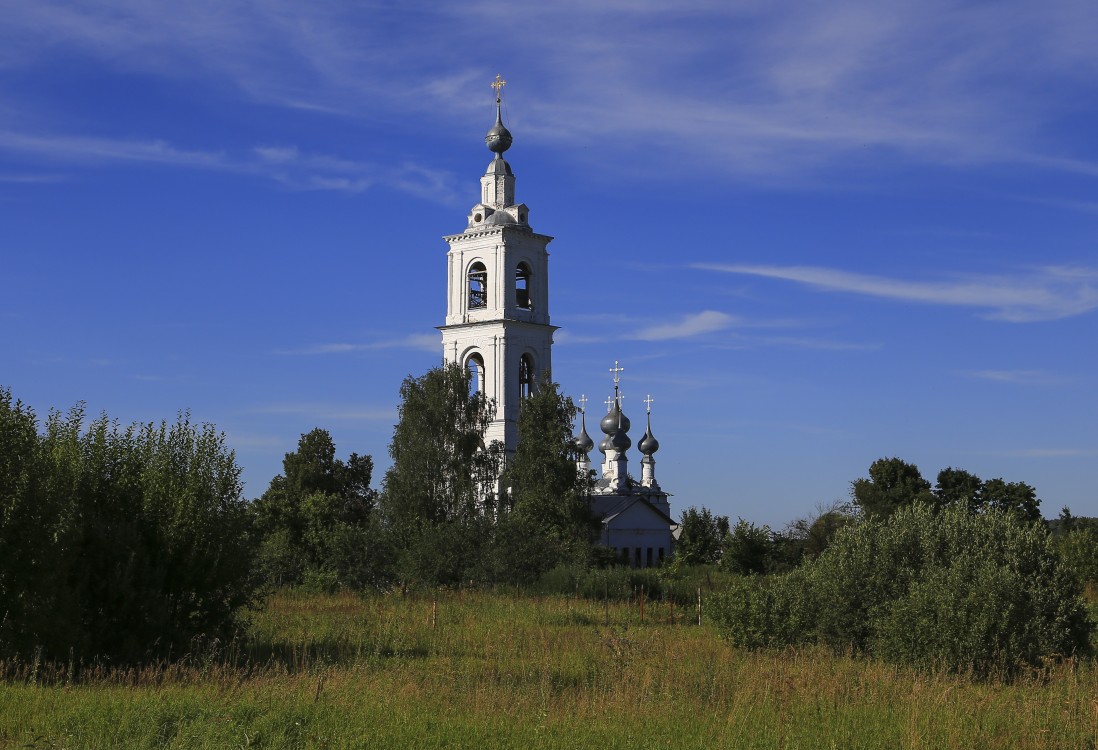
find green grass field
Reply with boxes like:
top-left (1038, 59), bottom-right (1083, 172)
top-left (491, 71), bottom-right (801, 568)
top-left (1, 589), bottom-right (1095, 749)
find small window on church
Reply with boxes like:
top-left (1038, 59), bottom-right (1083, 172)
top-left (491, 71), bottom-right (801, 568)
top-left (466, 353), bottom-right (485, 394)
top-left (515, 262), bottom-right (531, 309)
top-left (519, 354), bottom-right (534, 399)
top-left (468, 262), bottom-right (487, 309)
top-left (646, 548), bottom-right (653, 568)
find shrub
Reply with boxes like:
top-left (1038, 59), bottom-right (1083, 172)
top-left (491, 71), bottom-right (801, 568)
top-left (708, 571), bottom-right (813, 649)
top-left (709, 505), bottom-right (1093, 678)
top-left (0, 390), bottom-right (261, 663)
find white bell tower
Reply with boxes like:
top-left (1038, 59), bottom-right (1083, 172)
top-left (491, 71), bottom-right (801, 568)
top-left (439, 76), bottom-right (556, 454)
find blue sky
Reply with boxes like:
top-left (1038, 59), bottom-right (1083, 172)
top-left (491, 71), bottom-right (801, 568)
top-left (2, 0), bottom-right (1096, 527)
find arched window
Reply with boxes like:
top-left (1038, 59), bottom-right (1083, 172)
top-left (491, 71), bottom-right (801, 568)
top-left (468, 262), bottom-right (487, 309)
top-left (465, 353), bottom-right (485, 394)
top-left (519, 354), bottom-right (534, 399)
top-left (515, 262), bottom-right (531, 309)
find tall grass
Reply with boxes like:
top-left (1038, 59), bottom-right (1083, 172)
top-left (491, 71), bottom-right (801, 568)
top-left (1, 588), bottom-right (1095, 749)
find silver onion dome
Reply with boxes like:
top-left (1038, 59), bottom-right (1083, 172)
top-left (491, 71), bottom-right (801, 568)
top-left (574, 413), bottom-right (595, 454)
top-left (600, 403), bottom-right (630, 436)
top-left (485, 103), bottom-right (512, 155)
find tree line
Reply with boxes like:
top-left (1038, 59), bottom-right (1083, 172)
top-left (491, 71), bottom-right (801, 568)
top-left (252, 362), bottom-right (595, 592)
top-left (3, 375), bottom-right (1095, 677)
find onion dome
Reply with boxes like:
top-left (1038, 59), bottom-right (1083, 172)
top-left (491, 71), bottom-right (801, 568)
top-left (610, 403), bottom-right (632, 453)
top-left (611, 424), bottom-right (631, 452)
top-left (485, 102), bottom-right (512, 155)
top-left (600, 403), bottom-right (630, 435)
top-left (574, 413), bottom-right (595, 455)
top-left (598, 432), bottom-right (613, 455)
top-left (639, 414), bottom-right (660, 456)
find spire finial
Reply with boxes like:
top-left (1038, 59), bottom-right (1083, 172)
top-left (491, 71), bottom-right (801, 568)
top-left (644, 394), bottom-right (654, 414)
top-left (578, 394), bottom-right (588, 414)
top-left (604, 395), bottom-right (614, 412)
top-left (485, 75), bottom-right (513, 155)
top-left (491, 74), bottom-right (507, 103)
top-left (610, 360), bottom-right (624, 388)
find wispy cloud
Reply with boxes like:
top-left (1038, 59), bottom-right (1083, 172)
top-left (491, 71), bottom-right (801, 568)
top-left (275, 333), bottom-right (440, 355)
top-left (632, 311), bottom-right (735, 341)
top-left (225, 432), bottom-right (284, 449)
top-left (3, 1), bottom-right (1097, 183)
top-left (0, 172), bottom-right (68, 183)
top-left (751, 336), bottom-right (879, 351)
top-left (697, 264), bottom-right (1098, 322)
top-left (246, 403), bottom-right (395, 421)
top-left (1008, 447), bottom-right (1098, 458)
top-left (0, 129), bottom-right (459, 199)
top-left (964, 370), bottom-right (1068, 386)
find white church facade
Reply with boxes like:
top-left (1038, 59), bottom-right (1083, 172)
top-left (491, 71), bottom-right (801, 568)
top-left (437, 78), bottom-right (676, 567)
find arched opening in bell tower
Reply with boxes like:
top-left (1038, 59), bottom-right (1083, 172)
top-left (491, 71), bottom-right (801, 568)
top-left (465, 352), bottom-right (485, 394)
top-left (468, 262), bottom-right (488, 309)
top-left (515, 262), bottom-right (531, 309)
top-left (519, 353), bottom-right (534, 399)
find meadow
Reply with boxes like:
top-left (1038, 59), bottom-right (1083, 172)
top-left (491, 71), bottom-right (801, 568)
top-left (0, 588), bottom-right (1094, 749)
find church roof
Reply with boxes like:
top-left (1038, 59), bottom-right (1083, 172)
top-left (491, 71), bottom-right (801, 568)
top-left (593, 494), bottom-right (677, 528)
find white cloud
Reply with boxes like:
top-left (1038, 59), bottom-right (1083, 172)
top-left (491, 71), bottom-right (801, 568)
top-left (0, 129), bottom-right (457, 198)
top-left (965, 370), bottom-right (1068, 386)
top-left (276, 333), bottom-right (440, 355)
top-left (3, 0), bottom-right (1098, 182)
top-left (697, 264), bottom-right (1098, 322)
top-left (1008, 447), bottom-right (1098, 458)
top-left (246, 403), bottom-right (395, 421)
top-left (632, 310), bottom-right (735, 341)
top-left (0, 172), bottom-right (68, 183)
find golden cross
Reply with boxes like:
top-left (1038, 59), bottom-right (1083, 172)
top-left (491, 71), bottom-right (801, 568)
top-left (491, 74), bottom-right (507, 100)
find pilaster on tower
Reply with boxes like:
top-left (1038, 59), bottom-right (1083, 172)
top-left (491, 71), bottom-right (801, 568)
top-left (437, 76), bottom-right (557, 455)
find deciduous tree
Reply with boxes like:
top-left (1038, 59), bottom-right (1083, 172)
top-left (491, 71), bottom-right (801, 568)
top-left (851, 457), bottom-right (934, 519)
top-left (379, 363), bottom-right (503, 585)
top-left (498, 378), bottom-right (595, 579)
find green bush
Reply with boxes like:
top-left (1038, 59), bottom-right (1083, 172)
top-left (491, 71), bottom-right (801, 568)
top-left (709, 505), bottom-right (1092, 678)
top-left (708, 572), bottom-right (812, 649)
top-left (0, 390), bottom-right (260, 663)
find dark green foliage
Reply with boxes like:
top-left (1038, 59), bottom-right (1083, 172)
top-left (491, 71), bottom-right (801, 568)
top-left (768, 503), bottom-right (855, 572)
top-left (1056, 525), bottom-right (1098, 584)
top-left (379, 363), bottom-right (503, 586)
top-left (707, 571), bottom-right (812, 649)
top-left (673, 506), bottom-right (730, 567)
top-left (253, 428), bottom-right (382, 588)
top-left (709, 506), bottom-right (1092, 679)
top-left (858, 458), bottom-right (1043, 523)
top-left (720, 519), bottom-right (773, 575)
top-left (934, 467), bottom-right (984, 513)
top-left (979, 477), bottom-right (1041, 523)
top-left (0, 388), bottom-right (259, 663)
top-left (851, 457), bottom-right (934, 519)
top-left (499, 377), bottom-right (596, 579)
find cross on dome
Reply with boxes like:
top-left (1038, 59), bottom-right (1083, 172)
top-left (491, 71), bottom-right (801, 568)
top-left (491, 74), bottom-right (507, 100)
top-left (578, 394), bottom-right (588, 414)
top-left (644, 394), bottom-right (654, 414)
top-left (609, 360), bottom-right (624, 389)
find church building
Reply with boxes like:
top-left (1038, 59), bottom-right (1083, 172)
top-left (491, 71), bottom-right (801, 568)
top-left (437, 77), bottom-right (677, 567)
